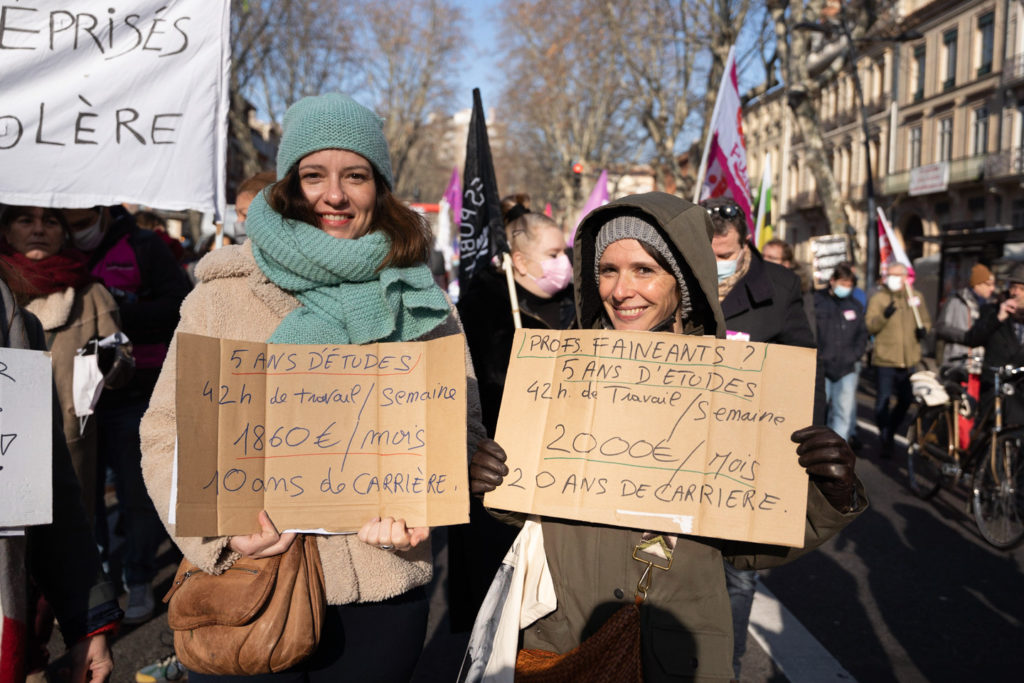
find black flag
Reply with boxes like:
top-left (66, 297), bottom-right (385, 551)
top-left (457, 88), bottom-right (504, 292)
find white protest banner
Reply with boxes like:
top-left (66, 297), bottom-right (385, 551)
top-left (0, 1), bottom-right (230, 218)
top-left (0, 348), bottom-right (53, 528)
top-left (486, 330), bottom-right (815, 547)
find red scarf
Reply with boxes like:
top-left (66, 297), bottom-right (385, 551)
top-left (0, 248), bottom-right (92, 297)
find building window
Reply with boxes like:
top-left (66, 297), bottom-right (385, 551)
top-left (978, 12), bottom-right (995, 76)
top-left (914, 44), bottom-right (926, 101)
top-left (910, 125), bottom-right (922, 168)
top-left (943, 29), bottom-right (958, 90)
top-left (1013, 199), bottom-right (1024, 227)
top-left (939, 117), bottom-right (953, 161)
top-left (973, 106), bottom-right (989, 155)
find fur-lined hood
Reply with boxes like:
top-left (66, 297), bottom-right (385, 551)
top-left (572, 192), bottom-right (726, 337)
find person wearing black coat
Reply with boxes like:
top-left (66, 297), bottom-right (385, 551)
top-left (963, 263), bottom-right (1024, 425)
top-left (62, 205), bottom-right (192, 624)
top-left (0, 275), bottom-right (123, 682)
top-left (450, 205), bottom-right (576, 631)
top-left (457, 264), bottom-right (575, 436)
top-left (813, 262), bottom-right (868, 441)
top-left (700, 196), bottom-right (821, 679)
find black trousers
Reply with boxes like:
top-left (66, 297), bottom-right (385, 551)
top-left (187, 587), bottom-right (429, 683)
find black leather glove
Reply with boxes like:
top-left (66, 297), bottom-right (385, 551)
top-left (883, 301), bottom-right (897, 318)
top-left (791, 425), bottom-right (858, 512)
top-left (470, 438), bottom-right (509, 498)
top-left (915, 327), bottom-right (926, 341)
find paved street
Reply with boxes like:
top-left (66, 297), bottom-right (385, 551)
top-left (749, 376), bottom-right (1024, 682)
top-left (44, 375), bottom-right (1024, 683)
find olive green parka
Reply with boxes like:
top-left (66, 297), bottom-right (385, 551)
top-left (516, 193), bottom-right (866, 682)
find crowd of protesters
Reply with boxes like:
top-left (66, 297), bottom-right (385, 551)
top-left (3, 88), bottom-right (1019, 683)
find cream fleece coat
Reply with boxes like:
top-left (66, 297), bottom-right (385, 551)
top-left (140, 243), bottom-right (486, 604)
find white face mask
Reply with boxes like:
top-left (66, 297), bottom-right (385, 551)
top-left (72, 217), bottom-right (104, 251)
top-left (886, 276), bottom-right (904, 292)
top-left (716, 258), bottom-right (738, 282)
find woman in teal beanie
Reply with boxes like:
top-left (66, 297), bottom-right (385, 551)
top-left (140, 93), bottom-right (486, 681)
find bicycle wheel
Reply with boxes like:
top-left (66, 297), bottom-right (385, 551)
top-left (906, 408), bottom-right (948, 499)
top-left (972, 435), bottom-right (1024, 549)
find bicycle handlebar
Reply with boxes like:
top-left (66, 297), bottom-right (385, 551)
top-left (988, 364), bottom-right (1024, 380)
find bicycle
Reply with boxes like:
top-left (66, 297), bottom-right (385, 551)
top-left (906, 363), bottom-right (1024, 549)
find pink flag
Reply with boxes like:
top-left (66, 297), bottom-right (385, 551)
top-left (696, 47), bottom-right (753, 232)
top-left (544, 203), bottom-right (552, 217)
top-left (443, 166), bottom-right (461, 223)
top-left (569, 169), bottom-right (609, 246)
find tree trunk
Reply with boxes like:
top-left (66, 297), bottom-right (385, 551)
top-left (230, 82), bottom-right (262, 181)
top-left (771, 0), bottom-right (852, 236)
top-left (788, 91), bottom-right (851, 234)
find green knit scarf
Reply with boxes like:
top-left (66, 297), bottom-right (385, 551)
top-left (246, 192), bottom-right (450, 345)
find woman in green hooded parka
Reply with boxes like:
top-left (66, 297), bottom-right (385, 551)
top-left (470, 192), bottom-right (866, 682)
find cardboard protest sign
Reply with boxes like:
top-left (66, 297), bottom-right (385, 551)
top-left (0, 348), bottom-right (53, 528)
top-left (175, 333), bottom-right (469, 536)
top-left (811, 235), bottom-right (851, 288)
top-left (486, 330), bottom-right (815, 547)
top-left (0, 1), bottom-right (229, 218)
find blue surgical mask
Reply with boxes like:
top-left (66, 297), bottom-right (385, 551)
top-left (717, 258), bottom-right (738, 282)
top-left (833, 285), bottom-right (852, 299)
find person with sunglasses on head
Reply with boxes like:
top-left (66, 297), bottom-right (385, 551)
top-left (699, 195), bottom-right (822, 680)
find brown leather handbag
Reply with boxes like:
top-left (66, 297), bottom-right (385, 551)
top-left (163, 534), bottom-right (326, 675)
top-left (514, 602), bottom-right (643, 683)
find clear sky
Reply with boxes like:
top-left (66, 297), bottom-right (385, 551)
top-left (452, 0), bottom-right (504, 113)
top-left (448, 0), bottom-right (772, 149)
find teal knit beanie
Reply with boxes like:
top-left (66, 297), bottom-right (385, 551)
top-left (276, 93), bottom-right (394, 189)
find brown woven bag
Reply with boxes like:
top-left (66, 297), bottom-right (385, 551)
top-left (163, 534), bottom-right (326, 676)
top-left (515, 602), bottom-right (643, 683)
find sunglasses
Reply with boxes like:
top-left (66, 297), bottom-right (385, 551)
top-left (705, 204), bottom-right (743, 219)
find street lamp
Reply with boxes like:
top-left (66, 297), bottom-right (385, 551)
top-left (794, 14), bottom-right (921, 288)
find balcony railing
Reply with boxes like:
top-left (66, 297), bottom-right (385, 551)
top-left (985, 148), bottom-right (1024, 177)
top-left (1003, 54), bottom-right (1024, 84)
top-left (863, 93), bottom-right (892, 117)
top-left (881, 170), bottom-right (910, 195)
top-left (949, 155), bottom-right (985, 183)
top-left (880, 154), bottom-right (986, 195)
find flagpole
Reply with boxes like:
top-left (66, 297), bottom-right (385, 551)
top-left (878, 207), bottom-right (923, 329)
top-left (754, 152), bottom-right (771, 247)
top-left (501, 253), bottom-right (522, 329)
top-left (693, 46), bottom-right (735, 204)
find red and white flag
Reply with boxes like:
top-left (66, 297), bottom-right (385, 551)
top-left (694, 46), bottom-right (753, 230)
top-left (877, 207), bottom-right (915, 283)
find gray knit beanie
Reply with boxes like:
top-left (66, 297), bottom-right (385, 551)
top-left (594, 215), bottom-right (692, 318)
top-left (276, 93), bottom-right (394, 188)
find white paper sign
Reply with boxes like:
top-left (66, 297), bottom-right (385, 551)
top-left (0, 1), bottom-right (230, 218)
top-left (0, 348), bottom-right (53, 528)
